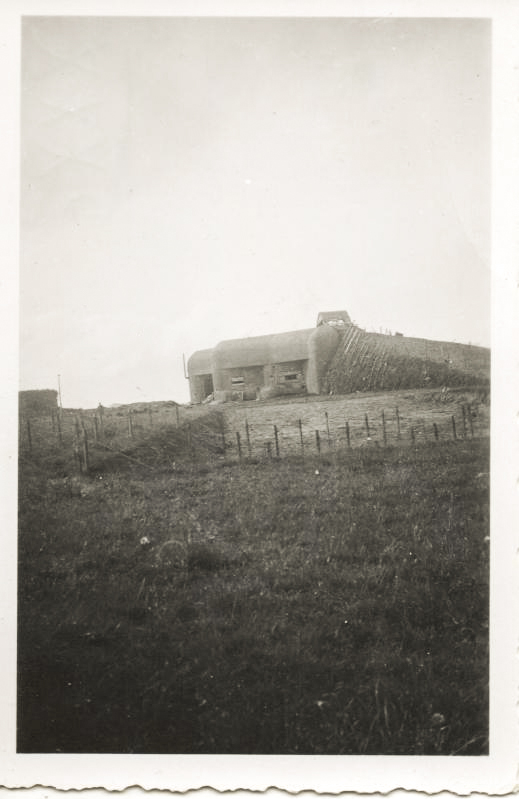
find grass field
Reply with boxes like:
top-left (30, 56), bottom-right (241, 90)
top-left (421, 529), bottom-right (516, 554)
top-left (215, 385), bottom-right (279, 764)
top-left (18, 406), bottom-right (489, 755)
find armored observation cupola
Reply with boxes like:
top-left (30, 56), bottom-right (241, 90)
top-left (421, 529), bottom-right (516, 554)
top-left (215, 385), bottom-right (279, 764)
top-left (316, 310), bottom-right (351, 328)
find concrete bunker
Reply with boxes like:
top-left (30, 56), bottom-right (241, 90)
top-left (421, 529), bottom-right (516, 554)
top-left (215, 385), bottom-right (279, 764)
top-left (187, 311), bottom-right (350, 403)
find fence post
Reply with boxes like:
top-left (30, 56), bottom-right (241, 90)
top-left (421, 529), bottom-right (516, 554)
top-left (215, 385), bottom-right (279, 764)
top-left (81, 423), bottom-right (89, 473)
top-left (461, 405), bottom-right (468, 439)
top-left (266, 441), bottom-right (272, 459)
top-left (245, 420), bottom-right (252, 457)
top-left (382, 410), bottom-right (387, 446)
top-left (74, 416), bottom-right (89, 473)
top-left (325, 412), bottom-right (331, 448)
top-left (410, 426), bottom-right (415, 445)
top-left (468, 404), bottom-right (474, 438)
top-left (433, 422), bottom-right (439, 441)
top-left (364, 413), bottom-right (370, 439)
top-left (274, 425), bottom-right (280, 457)
top-left (298, 419), bottom-right (304, 458)
top-left (315, 430), bottom-right (321, 455)
top-left (345, 419), bottom-right (351, 448)
top-left (396, 407), bottom-right (401, 439)
top-left (451, 415), bottom-right (457, 440)
top-left (97, 408), bottom-right (104, 439)
top-left (128, 408), bottom-right (134, 438)
top-left (236, 431), bottom-right (242, 461)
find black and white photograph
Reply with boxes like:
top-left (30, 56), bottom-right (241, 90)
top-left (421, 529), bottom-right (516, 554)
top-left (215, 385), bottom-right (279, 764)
top-left (2, 0), bottom-right (518, 794)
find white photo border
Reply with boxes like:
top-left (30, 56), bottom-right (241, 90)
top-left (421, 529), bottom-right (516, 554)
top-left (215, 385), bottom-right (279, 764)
top-left (1, 0), bottom-right (518, 794)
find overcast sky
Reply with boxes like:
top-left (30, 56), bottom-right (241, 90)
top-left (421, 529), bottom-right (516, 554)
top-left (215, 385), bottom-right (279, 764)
top-left (20, 16), bottom-right (490, 407)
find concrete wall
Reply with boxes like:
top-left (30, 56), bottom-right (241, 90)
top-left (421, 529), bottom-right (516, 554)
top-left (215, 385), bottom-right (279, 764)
top-left (214, 364), bottom-right (265, 402)
top-left (187, 349), bottom-right (214, 403)
top-left (306, 323), bottom-right (341, 394)
top-left (258, 359), bottom-right (308, 400)
top-left (213, 360), bottom-right (309, 402)
top-left (209, 329), bottom-right (315, 402)
top-left (189, 373), bottom-right (214, 404)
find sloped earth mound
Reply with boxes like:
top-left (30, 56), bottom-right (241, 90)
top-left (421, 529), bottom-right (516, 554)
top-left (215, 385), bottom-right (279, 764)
top-left (324, 327), bottom-right (490, 395)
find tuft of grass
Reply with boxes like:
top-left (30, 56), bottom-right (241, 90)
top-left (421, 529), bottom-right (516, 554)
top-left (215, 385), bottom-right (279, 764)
top-left (187, 543), bottom-right (228, 573)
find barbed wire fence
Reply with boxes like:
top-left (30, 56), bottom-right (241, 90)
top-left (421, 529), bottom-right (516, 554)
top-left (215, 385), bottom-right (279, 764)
top-left (19, 394), bottom-right (487, 476)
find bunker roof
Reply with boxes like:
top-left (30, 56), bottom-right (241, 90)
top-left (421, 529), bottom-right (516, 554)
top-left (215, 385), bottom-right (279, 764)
top-left (213, 328), bottom-right (314, 369)
top-left (187, 348), bottom-right (214, 375)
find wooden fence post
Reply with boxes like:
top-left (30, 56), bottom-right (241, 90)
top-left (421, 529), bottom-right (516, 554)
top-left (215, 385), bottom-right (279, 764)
top-left (396, 407), bottom-right (401, 439)
top-left (266, 441), bottom-right (272, 459)
top-left (461, 404), bottom-right (468, 439)
top-left (245, 420), bottom-right (252, 457)
top-left (433, 422), bottom-right (439, 441)
top-left (364, 413), bottom-right (370, 438)
top-left (236, 431), bottom-right (242, 461)
top-left (315, 430), bottom-right (321, 455)
top-left (274, 425), bottom-right (280, 457)
top-left (410, 426), bottom-right (415, 445)
top-left (298, 419), bottom-right (304, 458)
top-left (74, 417), bottom-right (80, 470)
top-left (451, 415), bottom-right (457, 440)
top-left (345, 419), bottom-right (351, 448)
top-left (468, 404), bottom-right (474, 438)
top-left (74, 416), bottom-right (89, 473)
top-left (325, 412), bottom-right (331, 448)
top-left (128, 408), bottom-right (134, 438)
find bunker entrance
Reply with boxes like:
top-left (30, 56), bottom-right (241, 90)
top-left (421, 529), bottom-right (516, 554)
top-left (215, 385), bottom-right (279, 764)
top-left (202, 375), bottom-right (214, 399)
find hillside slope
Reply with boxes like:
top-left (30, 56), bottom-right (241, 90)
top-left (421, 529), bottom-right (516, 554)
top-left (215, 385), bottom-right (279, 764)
top-left (324, 327), bottom-right (490, 395)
